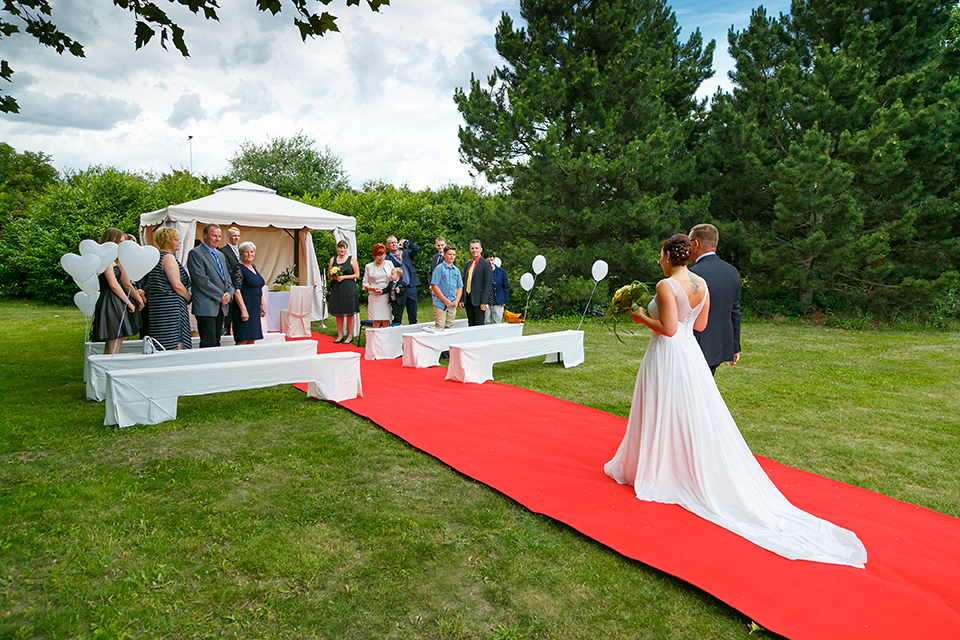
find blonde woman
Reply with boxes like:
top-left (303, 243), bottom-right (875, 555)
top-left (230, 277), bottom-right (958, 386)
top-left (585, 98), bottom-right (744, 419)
top-left (145, 227), bottom-right (192, 350)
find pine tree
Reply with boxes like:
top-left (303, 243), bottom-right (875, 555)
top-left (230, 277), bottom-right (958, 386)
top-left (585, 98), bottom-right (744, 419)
top-left (702, 0), bottom-right (960, 316)
top-left (455, 0), bottom-right (714, 289)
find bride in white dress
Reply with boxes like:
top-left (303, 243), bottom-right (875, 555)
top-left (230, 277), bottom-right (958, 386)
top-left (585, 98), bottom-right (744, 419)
top-left (604, 234), bottom-right (867, 568)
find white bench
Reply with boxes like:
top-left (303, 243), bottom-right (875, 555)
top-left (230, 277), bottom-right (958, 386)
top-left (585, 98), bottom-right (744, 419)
top-left (445, 330), bottom-right (585, 383)
top-left (87, 339), bottom-right (318, 401)
top-left (401, 323), bottom-right (524, 369)
top-left (364, 319), bottom-right (469, 360)
top-left (104, 351), bottom-right (362, 428)
top-left (83, 333), bottom-right (287, 383)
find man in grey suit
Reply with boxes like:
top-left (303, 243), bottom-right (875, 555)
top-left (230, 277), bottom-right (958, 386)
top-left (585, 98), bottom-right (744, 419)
top-left (187, 223), bottom-right (234, 348)
top-left (689, 223), bottom-right (741, 375)
top-left (221, 227), bottom-right (241, 335)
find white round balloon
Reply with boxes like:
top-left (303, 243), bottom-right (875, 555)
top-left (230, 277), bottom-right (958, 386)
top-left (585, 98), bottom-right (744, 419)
top-left (591, 259), bottom-right (609, 282)
top-left (494, 257), bottom-right (502, 268)
top-left (532, 254), bottom-right (547, 275)
top-left (60, 253), bottom-right (100, 283)
top-left (79, 239), bottom-right (118, 274)
top-left (117, 241), bottom-right (160, 282)
top-left (520, 272), bottom-right (535, 291)
top-left (74, 291), bottom-right (99, 317)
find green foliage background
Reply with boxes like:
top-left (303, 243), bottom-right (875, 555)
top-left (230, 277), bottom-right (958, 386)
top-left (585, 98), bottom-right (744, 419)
top-left (3, 0), bottom-right (960, 322)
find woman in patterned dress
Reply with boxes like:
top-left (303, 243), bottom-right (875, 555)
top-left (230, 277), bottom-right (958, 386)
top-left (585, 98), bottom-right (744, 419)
top-left (144, 227), bottom-right (192, 350)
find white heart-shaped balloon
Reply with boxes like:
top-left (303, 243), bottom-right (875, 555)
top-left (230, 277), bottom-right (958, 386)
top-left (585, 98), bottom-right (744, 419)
top-left (532, 254), bottom-right (547, 275)
top-left (77, 274), bottom-right (100, 296)
top-left (494, 257), bottom-right (502, 268)
top-left (80, 239), bottom-right (118, 274)
top-left (520, 272), bottom-right (535, 292)
top-left (60, 253), bottom-right (100, 283)
top-left (591, 259), bottom-right (609, 282)
top-left (74, 291), bottom-right (99, 317)
top-left (117, 240), bottom-right (160, 281)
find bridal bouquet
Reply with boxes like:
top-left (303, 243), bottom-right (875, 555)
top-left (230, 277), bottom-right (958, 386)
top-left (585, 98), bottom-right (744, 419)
top-left (329, 266), bottom-right (343, 278)
top-left (604, 281), bottom-right (654, 343)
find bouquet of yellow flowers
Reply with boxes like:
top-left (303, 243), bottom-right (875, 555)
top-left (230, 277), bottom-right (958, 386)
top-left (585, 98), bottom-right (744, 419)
top-left (329, 266), bottom-right (343, 278)
top-left (604, 281), bottom-right (654, 342)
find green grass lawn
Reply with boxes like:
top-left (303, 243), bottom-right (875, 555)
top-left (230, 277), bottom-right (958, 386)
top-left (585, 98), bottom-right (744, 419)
top-left (2, 299), bottom-right (958, 639)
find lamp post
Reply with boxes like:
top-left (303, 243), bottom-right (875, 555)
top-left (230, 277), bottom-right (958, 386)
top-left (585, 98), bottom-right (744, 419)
top-left (187, 135), bottom-right (193, 174)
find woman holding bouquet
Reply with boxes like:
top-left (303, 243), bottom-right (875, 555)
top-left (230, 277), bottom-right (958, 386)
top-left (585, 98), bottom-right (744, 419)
top-left (362, 243), bottom-right (393, 329)
top-left (603, 234), bottom-right (867, 568)
top-left (328, 240), bottom-right (360, 344)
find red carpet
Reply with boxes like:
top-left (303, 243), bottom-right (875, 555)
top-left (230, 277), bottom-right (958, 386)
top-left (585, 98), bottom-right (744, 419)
top-left (294, 333), bottom-right (960, 639)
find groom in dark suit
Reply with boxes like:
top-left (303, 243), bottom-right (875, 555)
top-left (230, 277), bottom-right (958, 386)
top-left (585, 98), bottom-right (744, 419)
top-left (689, 223), bottom-right (741, 375)
top-left (187, 223), bottom-right (234, 348)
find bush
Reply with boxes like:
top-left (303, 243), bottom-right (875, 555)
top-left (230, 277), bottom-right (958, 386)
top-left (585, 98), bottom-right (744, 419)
top-left (0, 168), bottom-right (213, 304)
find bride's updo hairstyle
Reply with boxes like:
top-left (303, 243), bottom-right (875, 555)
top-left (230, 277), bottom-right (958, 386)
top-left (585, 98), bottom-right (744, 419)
top-left (662, 234), bottom-right (692, 266)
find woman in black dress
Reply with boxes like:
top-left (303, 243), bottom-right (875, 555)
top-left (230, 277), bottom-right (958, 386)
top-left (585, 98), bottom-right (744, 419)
top-left (90, 227), bottom-right (144, 354)
top-left (231, 241), bottom-right (266, 344)
top-left (327, 239), bottom-right (360, 344)
top-left (144, 227), bottom-right (192, 350)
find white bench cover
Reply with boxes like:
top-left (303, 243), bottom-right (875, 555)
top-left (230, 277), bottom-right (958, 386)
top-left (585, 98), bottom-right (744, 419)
top-left (445, 330), bottom-right (585, 383)
top-left (104, 351), bottom-right (361, 428)
top-left (401, 323), bottom-right (523, 369)
top-left (364, 319), bottom-right (469, 360)
top-left (83, 333), bottom-right (287, 383)
top-left (87, 339), bottom-right (318, 401)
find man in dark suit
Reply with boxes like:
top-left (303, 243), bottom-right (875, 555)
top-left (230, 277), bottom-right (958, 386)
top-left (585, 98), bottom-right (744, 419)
top-left (221, 227), bottom-right (241, 335)
top-left (385, 235), bottom-right (420, 324)
top-left (459, 239), bottom-right (492, 326)
top-left (689, 223), bottom-right (741, 375)
top-left (187, 223), bottom-right (234, 348)
top-left (428, 236), bottom-right (446, 287)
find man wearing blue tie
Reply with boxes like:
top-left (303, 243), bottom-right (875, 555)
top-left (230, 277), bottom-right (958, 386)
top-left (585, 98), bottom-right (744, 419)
top-left (187, 224), bottom-right (234, 348)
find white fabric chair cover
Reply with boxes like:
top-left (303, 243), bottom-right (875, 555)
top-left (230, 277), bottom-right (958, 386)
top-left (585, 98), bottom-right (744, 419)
top-left (282, 285), bottom-right (313, 337)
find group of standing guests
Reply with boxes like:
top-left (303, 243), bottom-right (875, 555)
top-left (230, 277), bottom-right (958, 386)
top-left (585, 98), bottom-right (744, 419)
top-left (89, 223), bottom-right (266, 354)
top-left (323, 235), bottom-right (511, 341)
top-left (429, 237), bottom-right (509, 329)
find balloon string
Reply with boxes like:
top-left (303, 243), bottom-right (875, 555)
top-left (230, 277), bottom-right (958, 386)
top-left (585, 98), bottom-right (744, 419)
top-left (577, 280), bottom-right (600, 332)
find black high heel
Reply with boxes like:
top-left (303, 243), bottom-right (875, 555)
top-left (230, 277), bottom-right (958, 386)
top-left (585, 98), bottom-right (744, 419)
top-left (333, 336), bottom-right (344, 344)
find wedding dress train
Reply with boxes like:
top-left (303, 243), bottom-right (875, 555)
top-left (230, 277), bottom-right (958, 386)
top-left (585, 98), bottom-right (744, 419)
top-left (604, 278), bottom-right (867, 567)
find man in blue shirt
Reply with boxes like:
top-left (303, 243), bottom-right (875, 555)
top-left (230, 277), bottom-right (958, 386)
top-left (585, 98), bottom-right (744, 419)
top-left (430, 246), bottom-right (463, 329)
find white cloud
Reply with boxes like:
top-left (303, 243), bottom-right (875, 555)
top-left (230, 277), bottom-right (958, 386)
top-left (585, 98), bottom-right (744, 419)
top-left (1, 90), bottom-right (141, 130)
top-left (167, 93), bottom-right (207, 129)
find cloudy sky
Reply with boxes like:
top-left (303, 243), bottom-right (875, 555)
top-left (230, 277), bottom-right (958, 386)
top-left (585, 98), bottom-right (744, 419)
top-left (0, 0), bottom-right (788, 189)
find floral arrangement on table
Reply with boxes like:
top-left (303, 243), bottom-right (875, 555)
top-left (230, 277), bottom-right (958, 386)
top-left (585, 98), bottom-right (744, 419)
top-left (272, 265), bottom-right (297, 291)
top-left (604, 281), bottom-right (654, 343)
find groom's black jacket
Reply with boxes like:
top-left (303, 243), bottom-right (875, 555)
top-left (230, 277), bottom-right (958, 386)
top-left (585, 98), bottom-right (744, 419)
top-left (691, 254), bottom-right (741, 367)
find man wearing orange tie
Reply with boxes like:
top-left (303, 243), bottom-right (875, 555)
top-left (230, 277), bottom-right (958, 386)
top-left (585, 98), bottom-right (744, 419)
top-left (459, 239), bottom-right (492, 326)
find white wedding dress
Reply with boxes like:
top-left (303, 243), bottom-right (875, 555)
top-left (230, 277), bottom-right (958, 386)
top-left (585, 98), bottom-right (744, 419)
top-left (604, 278), bottom-right (867, 567)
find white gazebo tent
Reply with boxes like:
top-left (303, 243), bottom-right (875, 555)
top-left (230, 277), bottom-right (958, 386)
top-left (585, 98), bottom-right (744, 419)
top-left (139, 181), bottom-right (356, 321)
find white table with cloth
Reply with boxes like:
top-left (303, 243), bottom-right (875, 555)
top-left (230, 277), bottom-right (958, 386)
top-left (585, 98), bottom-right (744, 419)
top-left (364, 319), bottom-right (469, 360)
top-left (104, 351), bottom-right (362, 428)
top-left (445, 330), bottom-right (585, 384)
top-left (87, 339), bottom-right (318, 401)
top-left (83, 333), bottom-right (287, 384)
top-left (265, 290), bottom-right (290, 332)
top-left (401, 323), bottom-right (524, 369)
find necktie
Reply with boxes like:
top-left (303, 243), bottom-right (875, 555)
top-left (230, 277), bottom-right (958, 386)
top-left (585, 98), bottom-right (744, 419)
top-left (466, 259), bottom-right (477, 294)
top-left (211, 247), bottom-right (224, 279)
